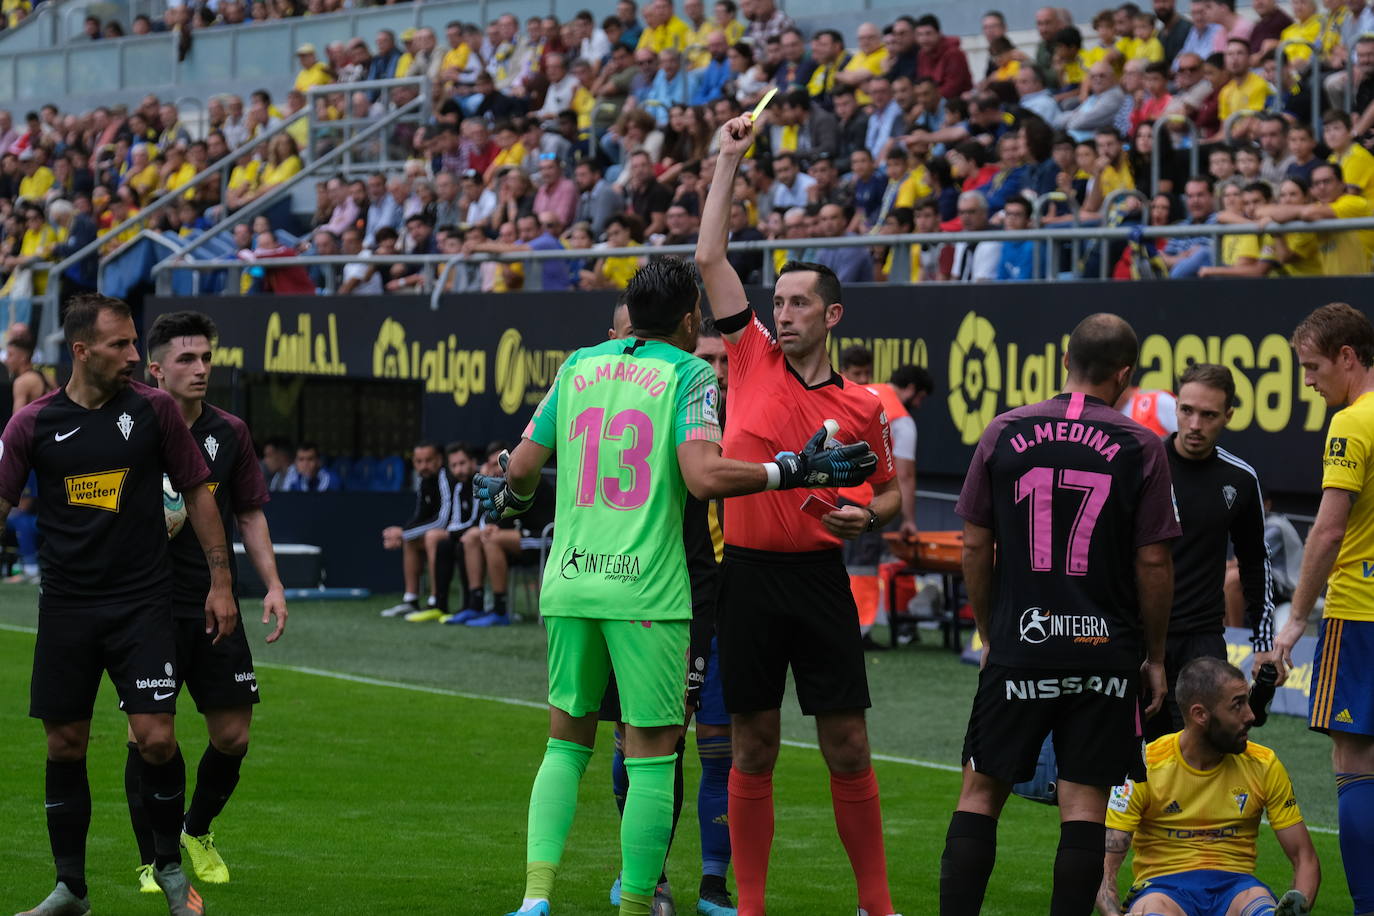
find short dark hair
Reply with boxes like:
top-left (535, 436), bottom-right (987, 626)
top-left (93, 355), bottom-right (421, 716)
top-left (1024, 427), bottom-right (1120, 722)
top-left (890, 364), bottom-right (933, 393)
top-left (147, 310), bottom-right (219, 360)
top-left (1241, 180), bottom-right (1272, 202)
top-left (622, 257), bottom-right (700, 336)
top-left (1003, 196), bottom-right (1032, 217)
top-left (840, 345), bottom-right (873, 371)
top-left (1175, 656), bottom-right (1246, 713)
top-left (6, 328), bottom-right (35, 355)
top-left (1052, 25), bottom-right (1082, 50)
top-left (1312, 159), bottom-right (1343, 183)
top-left (413, 440), bottom-right (442, 456)
top-left (1292, 302), bottom-right (1374, 368)
top-left (1178, 362), bottom-right (1236, 407)
top-left (63, 293), bottom-right (132, 347)
top-left (1322, 108), bottom-right (1353, 129)
top-left (296, 441), bottom-right (321, 456)
top-left (915, 13), bottom-right (941, 30)
top-left (446, 440), bottom-right (484, 461)
top-left (1065, 313), bottom-right (1138, 384)
top-left (778, 260), bottom-right (842, 307)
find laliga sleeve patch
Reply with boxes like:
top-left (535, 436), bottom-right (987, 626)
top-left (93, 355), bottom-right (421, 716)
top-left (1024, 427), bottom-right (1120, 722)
top-left (702, 385), bottom-right (719, 425)
top-left (1108, 782), bottom-right (1133, 813)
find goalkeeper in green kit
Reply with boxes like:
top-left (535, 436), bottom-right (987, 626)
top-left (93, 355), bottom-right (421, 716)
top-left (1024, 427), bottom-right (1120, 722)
top-left (477, 258), bottom-right (879, 916)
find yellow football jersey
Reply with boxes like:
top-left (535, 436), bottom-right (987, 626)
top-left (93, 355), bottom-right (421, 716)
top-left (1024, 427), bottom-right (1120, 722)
top-left (1106, 733), bottom-right (1303, 884)
top-left (1320, 390), bottom-right (1374, 620)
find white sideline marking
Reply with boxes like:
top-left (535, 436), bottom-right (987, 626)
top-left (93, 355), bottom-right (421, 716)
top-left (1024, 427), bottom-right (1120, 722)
top-left (0, 623), bottom-right (1339, 834)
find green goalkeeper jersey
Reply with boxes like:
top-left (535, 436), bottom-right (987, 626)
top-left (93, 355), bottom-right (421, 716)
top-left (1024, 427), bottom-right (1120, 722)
top-left (524, 336), bottom-right (722, 620)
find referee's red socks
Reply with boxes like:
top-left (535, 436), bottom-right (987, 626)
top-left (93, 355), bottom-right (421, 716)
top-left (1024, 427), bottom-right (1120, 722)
top-left (727, 767), bottom-right (774, 916)
top-left (830, 767), bottom-right (894, 916)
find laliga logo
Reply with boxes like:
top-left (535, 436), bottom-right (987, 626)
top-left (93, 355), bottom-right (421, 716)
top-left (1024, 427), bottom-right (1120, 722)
top-left (947, 311), bottom-right (1003, 446)
top-left (1019, 607), bottom-right (1052, 644)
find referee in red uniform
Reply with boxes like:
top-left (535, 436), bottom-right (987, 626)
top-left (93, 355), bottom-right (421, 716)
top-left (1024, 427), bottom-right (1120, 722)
top-left (697, 114), bottom-right (902, 916)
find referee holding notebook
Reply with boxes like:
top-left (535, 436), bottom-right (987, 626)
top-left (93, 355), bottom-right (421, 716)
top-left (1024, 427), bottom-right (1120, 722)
top-left (697, 112), bottom-right (903, 916)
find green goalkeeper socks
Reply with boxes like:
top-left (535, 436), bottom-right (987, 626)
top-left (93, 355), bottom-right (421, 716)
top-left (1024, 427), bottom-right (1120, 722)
top-left (524, 737), bottom-right (593, 900)
top-left (619, 753), bottom-right (678, 914)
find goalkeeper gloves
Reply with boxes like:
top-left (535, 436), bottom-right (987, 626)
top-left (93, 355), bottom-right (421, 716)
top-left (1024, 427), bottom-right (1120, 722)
top-left (473, 450), bottom-right (536, 521)
top-left (766, 424), bottom-right (878, 490)
top-left (1275, 890), bottom-right (1309, 916)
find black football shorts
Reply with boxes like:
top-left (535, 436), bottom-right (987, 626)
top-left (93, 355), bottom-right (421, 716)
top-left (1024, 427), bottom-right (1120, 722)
top-left (717, 546), bottom-right (870, 717)
top-left (172, 609), bottom-right (261, 713)
top-left (31, 597), bottom-right (179, 721)
top-left (962, 663), bottom-right (1145, 788)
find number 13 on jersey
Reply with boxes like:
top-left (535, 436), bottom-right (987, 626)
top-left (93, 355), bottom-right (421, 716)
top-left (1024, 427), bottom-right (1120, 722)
top-left (570, 407), bottom-right (655, 510)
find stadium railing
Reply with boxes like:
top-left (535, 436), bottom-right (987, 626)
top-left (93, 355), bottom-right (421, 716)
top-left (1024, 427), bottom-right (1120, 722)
top-left (1276, 39), bottom-right (1325, 134)
top-left (146, 216), bottom-right (1374, 298)
top-left (0, 0), bottom-right (165, 52)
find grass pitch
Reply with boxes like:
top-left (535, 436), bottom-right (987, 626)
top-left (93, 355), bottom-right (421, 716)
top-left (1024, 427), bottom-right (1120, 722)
top-left (0, 589), bottom-right (1354, 914)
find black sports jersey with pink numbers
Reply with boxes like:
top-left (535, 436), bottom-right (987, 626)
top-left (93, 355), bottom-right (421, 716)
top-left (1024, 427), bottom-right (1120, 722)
top-left (169, 404), bottom-right (269, 616)
top-left (956, 392), bottom-right (1182, 670)
top-left (0, 380), bottom-right (209, 605)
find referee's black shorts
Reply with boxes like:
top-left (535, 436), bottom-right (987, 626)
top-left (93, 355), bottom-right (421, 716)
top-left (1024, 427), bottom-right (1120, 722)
top-left (962, 663), bottom-right (1145, 788)
top-left (717, 545), bottom-right (870, 717)
top-left (31, 596), bottom-right (178, 721)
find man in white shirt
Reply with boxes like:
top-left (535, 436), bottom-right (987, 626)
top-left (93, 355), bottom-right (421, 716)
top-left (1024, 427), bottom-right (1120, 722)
top-left (537, 54), bottom-right (582, 118)
top-left (950, 191), bottom-right (1001, 281)
top-left (768, 153), bottom-right (816, 210)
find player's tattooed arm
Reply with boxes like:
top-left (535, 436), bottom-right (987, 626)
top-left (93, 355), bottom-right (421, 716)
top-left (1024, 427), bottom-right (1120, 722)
top-left (183, 483), bottom-right (240, 644)
top-left (1096, 829), bottom-right (1132, 916)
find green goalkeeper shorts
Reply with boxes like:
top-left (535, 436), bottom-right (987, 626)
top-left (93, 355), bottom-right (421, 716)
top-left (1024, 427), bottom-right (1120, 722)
top-left (545, 616), bottom-right (688, 727)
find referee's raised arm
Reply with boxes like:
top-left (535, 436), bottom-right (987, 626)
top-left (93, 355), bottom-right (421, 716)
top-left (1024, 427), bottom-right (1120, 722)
top-left (696, 115), bottom-right (756, 342)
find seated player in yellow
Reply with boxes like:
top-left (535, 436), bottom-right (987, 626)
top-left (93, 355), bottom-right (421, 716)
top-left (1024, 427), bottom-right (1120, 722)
top-left (1097, 657), bottom-right (1320, 916)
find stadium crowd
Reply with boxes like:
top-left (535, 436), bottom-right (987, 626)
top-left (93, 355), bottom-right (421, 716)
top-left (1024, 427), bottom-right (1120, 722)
top-left (3, 0), bottom-right (1374, 298)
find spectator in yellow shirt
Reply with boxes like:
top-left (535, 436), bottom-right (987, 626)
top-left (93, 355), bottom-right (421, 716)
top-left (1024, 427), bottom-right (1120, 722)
top-left (7, 205), bottom-right (57, 293)
top-left (1279, 0), bottom-right (1326, 65)
top-left (581, 213), bottom-right (646, 288)
top-left (637, 0), bottom-right (691, 54)
top-left (122, 144), bottom-right (161, 205)
top-left (710, 0), bottom-right (744, 45)
top-left (1259, 160), bottom-right (1373, 275)
top-left (484, 122), bottom-right (526, 184)
top-left (1323, 108), bottom-right (1374, 205)
top-left (1264, 177), bottom-right (1324, 275)
top-left (160, 144), bottom-right (197, 197)
top-left (1218, 39), bottom-right (1271, 139)
top-left (682, 0), bottom-right (716, 68)
top-left (293, 44), bottom-right (335, 93)
top-left (1122, 11), bottom-right (1165, 62)
top-left (15, 148), bottom-right (54, 204)
top-left (239, 135), bottom-right (302, 208)
top-left (835, 22), bottom-right (887, 104)
top-left (1081, 9), bottom-right (1124, 71)
top-left (1200, 181), bottom-right (1275, 276)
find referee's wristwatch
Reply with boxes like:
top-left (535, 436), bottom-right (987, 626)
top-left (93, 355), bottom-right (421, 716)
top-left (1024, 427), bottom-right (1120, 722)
top-left (864, 507), bottom-right (879, 532)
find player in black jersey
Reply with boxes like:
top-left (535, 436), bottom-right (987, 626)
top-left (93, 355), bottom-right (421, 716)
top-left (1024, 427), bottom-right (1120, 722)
top-left (1143, 363), bottom-right (1273, 743)
top-left (940, 314), bottom-right (1181, 916)
top-left (126, 310), bottom-right (287, 891)
top-left (0, 295), bottom-right (236, 916)
top-left (430, 441), bottom-right (482, 617)
top-left (378, 442), bottom-right (447, 620)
